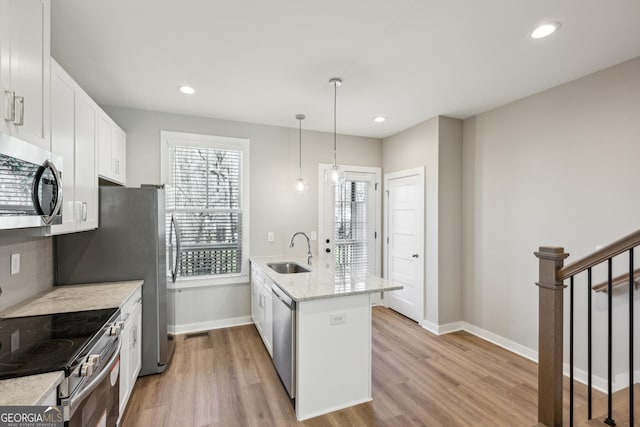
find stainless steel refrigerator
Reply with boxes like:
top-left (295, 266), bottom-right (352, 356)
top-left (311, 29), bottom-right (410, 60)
top-left (55, 185), bottom-right (174, 376)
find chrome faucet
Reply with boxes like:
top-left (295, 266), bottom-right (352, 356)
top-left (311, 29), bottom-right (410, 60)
top-left (288, 231), bottom-right (312, 266)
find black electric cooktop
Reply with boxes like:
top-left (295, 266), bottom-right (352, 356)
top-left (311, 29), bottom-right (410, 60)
top-left (0, 308), bottom-right (117, 380)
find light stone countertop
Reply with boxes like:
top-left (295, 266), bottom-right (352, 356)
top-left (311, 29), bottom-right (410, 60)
top-left (250, 256), bottom-right (403, 302)
top-left (0, 371), bottom-right (64, 406)
top-left (0, 280), bottom-right (143, 405)
top-left (0, 280), bottom-right (143, 318)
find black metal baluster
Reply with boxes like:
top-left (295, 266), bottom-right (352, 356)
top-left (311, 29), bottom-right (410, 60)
top-left (570, 275), bottom-right (575, 426)
top-left (605, 257), bottom-right (616, 426)
top-left (587, 267), bottom-right (593, 420)
top-left (629, 249), bottom-right (634, 427)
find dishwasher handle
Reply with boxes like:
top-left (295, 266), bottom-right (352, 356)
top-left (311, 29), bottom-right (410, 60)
top-left (271, 284), bottom-right (294, 309)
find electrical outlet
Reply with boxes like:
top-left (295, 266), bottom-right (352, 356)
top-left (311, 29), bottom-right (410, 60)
top-left (10, 253), bottom-right (20, 275)
top-left (267, 232), bottom-right (275, 243)
top-left (330, 312), bottom-right (346, 325)
top-left (310, 231), bottom-right (317, 241)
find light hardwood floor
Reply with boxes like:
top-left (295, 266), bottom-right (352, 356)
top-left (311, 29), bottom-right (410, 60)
top-left (121, 307), bottom-right (603, 427)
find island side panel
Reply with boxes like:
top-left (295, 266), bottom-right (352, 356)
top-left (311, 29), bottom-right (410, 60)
top-left (295, 293), bottom-right (372, 421)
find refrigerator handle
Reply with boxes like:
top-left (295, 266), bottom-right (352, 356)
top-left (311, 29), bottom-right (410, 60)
top-left (169, 214), bottom-right (181, 283)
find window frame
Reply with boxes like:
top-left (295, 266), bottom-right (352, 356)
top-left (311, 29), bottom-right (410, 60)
top-left (161, 130), bottom-right (250, 289)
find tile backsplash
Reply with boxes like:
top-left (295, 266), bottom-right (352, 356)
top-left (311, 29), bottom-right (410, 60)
top-left (0, 233), bottom-right (52, 312)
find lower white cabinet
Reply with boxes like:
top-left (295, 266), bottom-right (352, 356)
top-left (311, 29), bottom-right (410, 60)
top-left (250, 263), bottom-right (273, 357)
top-left (118, 288), bottom-right (142, 419)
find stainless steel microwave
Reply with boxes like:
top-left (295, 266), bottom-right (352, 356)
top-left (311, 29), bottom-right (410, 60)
top-left (0, 133), bottom-right (63, 229)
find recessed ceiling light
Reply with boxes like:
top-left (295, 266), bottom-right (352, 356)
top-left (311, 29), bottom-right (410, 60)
top-left (373, 116), bottom-right (386, 123)
top-left (178, 85), bottom-right (195, 95)
top-left (531, 22), bottom-right (560, 39)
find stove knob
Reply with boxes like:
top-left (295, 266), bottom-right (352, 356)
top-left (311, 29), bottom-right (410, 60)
top-left (87, 354), bottom-right (100, 365)
top-left (80, 362), bottom-right (95, 377)
top-left (109, 324), bottom-right (121, 336)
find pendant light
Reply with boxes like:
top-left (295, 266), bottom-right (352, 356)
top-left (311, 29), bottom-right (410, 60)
top-left (294, 114), bottom-right (308, 193)
top-left (326, 77), bottom-right (345, 185)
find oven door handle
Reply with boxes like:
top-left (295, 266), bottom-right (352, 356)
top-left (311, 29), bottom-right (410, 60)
top-left (67, 338), bottom-right (122, 419)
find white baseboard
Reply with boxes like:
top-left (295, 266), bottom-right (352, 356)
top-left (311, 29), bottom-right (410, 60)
top-left (563, 362), bottom-right (608, 393)
top-left (461, 322), bottom-right (538, 363)
top-left (450, 321), bottom-right (613, 393)
top-left (169, 315), bottom-right (253, 335)
top-left (420, 320), bottom-right (463, 335)
top-left (613, 370), bottom-right (640, 391)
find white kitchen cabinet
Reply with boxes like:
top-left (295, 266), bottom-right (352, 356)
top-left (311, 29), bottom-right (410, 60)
top-left (0, 0), bottom-right (50, 149)
top-left (98, 111), bottom-right (126, 185)
top-left (118, 287), bottom-right (142, 420)
top-left (250, 263), bottom-right (273, 357)
top-left (262, 279), bottom-right (273, 356)
top-left (49, 59), bottom-right (98, 235)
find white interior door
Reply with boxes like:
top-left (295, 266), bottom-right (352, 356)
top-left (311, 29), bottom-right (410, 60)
top-left (318, 165), bottom-right (381, 280)
top-left (384, 168), bottom-right (424, 322)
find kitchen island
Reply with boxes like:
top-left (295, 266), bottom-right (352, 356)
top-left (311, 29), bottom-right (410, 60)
top-left (250, 257), bottom-right (403, 421)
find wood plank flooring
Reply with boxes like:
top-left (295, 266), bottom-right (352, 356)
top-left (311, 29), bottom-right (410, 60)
top-left (121, 307), bottom-right (603, 427)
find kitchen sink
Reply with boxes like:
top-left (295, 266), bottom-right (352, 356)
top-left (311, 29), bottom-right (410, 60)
top-left (268, 262), bottom-right (310, 274)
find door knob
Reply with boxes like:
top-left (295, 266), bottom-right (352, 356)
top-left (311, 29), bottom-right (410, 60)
top-left (412, 254), bottom-right (419, 258)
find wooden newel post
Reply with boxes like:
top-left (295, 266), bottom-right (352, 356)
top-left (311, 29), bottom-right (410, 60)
top-left (535, 246), bottom-right (569, 427)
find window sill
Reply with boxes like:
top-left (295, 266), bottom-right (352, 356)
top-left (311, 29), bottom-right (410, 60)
top-left (167, 274), bottom-right (249, 290)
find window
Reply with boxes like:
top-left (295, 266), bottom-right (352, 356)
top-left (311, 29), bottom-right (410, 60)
top-left (161, 131), bottom-right (249, 285)
top-left (334, 180), bottom-right (371, 274)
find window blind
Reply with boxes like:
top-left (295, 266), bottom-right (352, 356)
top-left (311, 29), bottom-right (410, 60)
top-left (167, 145), bottom-right (243, 278)
top-left (333, 180), bottom-right (370, 275)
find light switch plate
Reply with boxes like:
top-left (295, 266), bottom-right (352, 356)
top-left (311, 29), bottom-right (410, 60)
top-left (10, 253), bottom-right (20, 275)
top-left (310, 231), bottom-right (317, 241)
top-left (267, 232), bottom-right (275, 243)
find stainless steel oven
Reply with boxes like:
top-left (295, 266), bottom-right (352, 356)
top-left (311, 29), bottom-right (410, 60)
top-left (0, 132), bottom-right (63, 229)
top-left (59, 310), bottom-right (123, 427)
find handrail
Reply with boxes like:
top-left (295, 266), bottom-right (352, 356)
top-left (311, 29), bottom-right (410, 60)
top-left (592, 267), bottom-right (640, 293)
top-left (558, 229), bottom-right (640, 280)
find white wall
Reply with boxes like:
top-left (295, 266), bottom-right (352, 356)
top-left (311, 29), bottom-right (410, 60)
top-left (462, 56), bottom-right (640, 385)
top-left (103, 106), bottom-right (382, 332)
top-left (382, 115), bottom-right (463, 326)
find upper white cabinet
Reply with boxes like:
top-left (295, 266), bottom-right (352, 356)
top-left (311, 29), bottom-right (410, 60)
top-left (0, 0), bottom-right (50, 150)
top-left (49, 59), bottom-right (98, 234)
top-left (98, 112), bottom-right (126, 185)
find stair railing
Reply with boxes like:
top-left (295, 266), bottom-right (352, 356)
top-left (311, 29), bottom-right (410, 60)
top-left (535, 229), bottom-right (639, 427)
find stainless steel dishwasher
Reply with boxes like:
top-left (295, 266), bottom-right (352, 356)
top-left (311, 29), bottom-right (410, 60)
top-left (272, 283), bottom-right (296, 398)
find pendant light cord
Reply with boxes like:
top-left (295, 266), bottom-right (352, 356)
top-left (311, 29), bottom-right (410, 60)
top-left (298, 117), bottom-right (302, 177)
top-left (333, 82), bottom-right (337, 166)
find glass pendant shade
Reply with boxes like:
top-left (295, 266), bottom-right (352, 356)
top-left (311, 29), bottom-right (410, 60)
top-left (327, 164), bottom-right (345, 185)
top-left (294, 177), bottom-right (308, 193)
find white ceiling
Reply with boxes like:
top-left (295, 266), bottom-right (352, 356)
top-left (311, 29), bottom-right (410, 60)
top-left (51, 0), bottom-right (640, 139)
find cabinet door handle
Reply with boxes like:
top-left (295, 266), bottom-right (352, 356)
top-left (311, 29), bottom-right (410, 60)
top-left (82, 202), bottom-right (88, 221)
top-left (3, 90), bottom-right (15, 121)
top-left (13, 96), bottom-right (24, 126)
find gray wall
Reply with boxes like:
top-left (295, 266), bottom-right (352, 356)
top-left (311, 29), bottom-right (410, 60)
top-left (462, 56), bottom-right (640, 385)
top-left (382, 115), bottom-right (463, 326)
top-left (103, 106), bottom-right (382, 330)
top-left (0, 233), bottom-right (53, 312)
